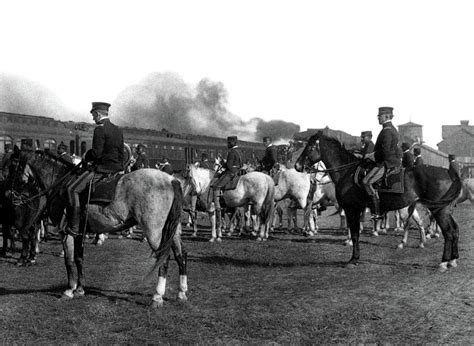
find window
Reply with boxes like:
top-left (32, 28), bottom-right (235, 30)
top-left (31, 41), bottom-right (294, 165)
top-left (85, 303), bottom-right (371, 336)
top-left (44, 139), bottom-right (56, 151)
top-left (0, 135), bottom-right (13, 153)
top-left (81, 141), bottom-right (87, 155)
top-left (69, 140), bottom-right (75, 155)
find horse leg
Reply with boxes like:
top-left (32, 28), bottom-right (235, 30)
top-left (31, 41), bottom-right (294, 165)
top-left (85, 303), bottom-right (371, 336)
top-left (346, 209), bottom-right (362, 267)
top-left (17, 228), bottom-right (32, 266)
top-left (62, 233), bottom-right (77, 298)
top-left (411, 207), bottom-right (426, 249)
top-left (432, 208), bottom-right (459, 272)
top-left (395, 209), bottom-right (403, 232)
top-left (74, 235), bottom-right (86, 296)
top-left (397, 207), bottom-right (411, 249)
top-left (171, 232), bottom-right (188, 302)
top-left (190, 211), bottom-right (198, 237)
top-left (152, 255), bottom-right (171, 307)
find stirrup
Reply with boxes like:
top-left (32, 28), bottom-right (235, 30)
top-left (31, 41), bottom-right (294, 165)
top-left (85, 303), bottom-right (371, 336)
top-left (370, 214), bottom-right (383, 220)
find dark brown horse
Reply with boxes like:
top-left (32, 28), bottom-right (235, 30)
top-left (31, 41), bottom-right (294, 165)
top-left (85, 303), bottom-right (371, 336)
top-left (295, 132), bottom-right (462, 271)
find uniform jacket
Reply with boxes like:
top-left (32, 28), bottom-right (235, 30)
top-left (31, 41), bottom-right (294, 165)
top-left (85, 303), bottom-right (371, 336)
top-left (361, 141), bottom-right (375, 157)
top-left (402, 151), bottom-right (414, 169)
top-left (131, 153), bottom-right (149, 171)
top-left (85, 118), bottom-right (124, 173)
top-left (414, 156), bottom-right (424, 167)
top-left (224, 146), bottom-right (242, 175)
top-left (449, 160), bottom-right (461, 178)
top-left (260, 145), bottom-right (278, 172)
top-left (374, 121), bottom-right (401, 168)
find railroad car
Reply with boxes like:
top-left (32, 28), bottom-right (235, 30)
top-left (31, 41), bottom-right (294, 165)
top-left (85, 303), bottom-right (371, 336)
top-left (0, 111), bottom-right (265, 172)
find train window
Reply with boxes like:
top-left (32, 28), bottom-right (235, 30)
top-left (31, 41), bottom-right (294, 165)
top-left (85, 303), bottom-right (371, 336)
top-left (81, 141), bottom-right (87, 155)
top-left (171, 146), bottom-right (175, 150)
top-left (163, 145), bottom-right (167, 150)
top-left (36, 140), bottom-right (41, 150)
top-left (0, 135), bottom-right (13, 153)
top-left (44, 139), bottom-right (56, 151)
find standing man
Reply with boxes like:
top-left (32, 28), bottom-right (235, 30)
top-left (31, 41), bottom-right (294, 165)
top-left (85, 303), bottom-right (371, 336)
top-left (401, 142), bottom-right (414, 169)
top-left (65, 102), bottom-right (124, 236)
top-left (57, 142), bottom-right (74, 164)
top-left (360, 131), bottom-right (375, 158)
top-left (413, 147), bottom-right (424, 167)
top-left (448, 154), bottom-right (461, 178)
top-left (210, 136), bottom-right (242, 211)
top-left (259, 136), bottom-right (278, 174)
top-left (363, 107), bottom-right (401, 220)
top-left (131, 144), bottom-right (149, 171)
top-left (1, 144), bottom-right (13, 180)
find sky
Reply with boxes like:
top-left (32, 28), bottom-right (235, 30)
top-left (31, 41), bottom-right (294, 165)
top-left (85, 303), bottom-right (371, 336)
top-left (1, 0), bottom-right (473, 147)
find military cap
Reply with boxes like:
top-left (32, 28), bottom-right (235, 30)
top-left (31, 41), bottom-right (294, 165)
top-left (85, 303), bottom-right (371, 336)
top-left (401, 142), bottom-right (410, 151)
top-left (378, 107), bottom-right (394, 116)
top-left (58, 142), bottom-right (68, 150)
top-left (448, 154), bottom-right (456, 161)
top-left (413, 147), bottom-right (421, 155)
top-left (90, 102), bottom-right (111, 113)
top-left (227, 136), bottom-right (238, 141)
top-left (262, 136), bottom-right (272, 142)
top-left (161, 157), bottom-right (169, 163)
top-left (361, 131), bottom-right (372, 137)
top-left (201, 152), bottom-right (208, 159)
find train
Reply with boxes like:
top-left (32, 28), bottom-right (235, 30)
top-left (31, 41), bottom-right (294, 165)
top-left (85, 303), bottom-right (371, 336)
top-left (0, 111), bottom-right (267, 172)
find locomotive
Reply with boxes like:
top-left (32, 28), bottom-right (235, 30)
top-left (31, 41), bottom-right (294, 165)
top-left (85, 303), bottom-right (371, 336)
top-left (0, 111), bottom-right (266, 171)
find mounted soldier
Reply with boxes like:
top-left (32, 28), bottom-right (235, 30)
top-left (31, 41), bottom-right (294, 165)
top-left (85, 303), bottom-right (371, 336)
top-left (210, 136), bottom-right (242, 212)
top-left (413, 147), bottom-right (424, 167)
top-left (65, 102), bottom-right (124, 236)
top-left (57, 142), bottom-right (74, 165)
top-left (401, 142), bottom-right (414, 169)
top-left (131, 144), bottom-right (149, 171)
top-left (362, 106), bottom-right (401, 220)
top-left (259, 136), bottom-right (278, 174)
top-left (448, 154), bottom-right (461, 179)
top-left (198, 152), bottom-right (213, 170)
top-left (360, 131), bottom-right (375, 158)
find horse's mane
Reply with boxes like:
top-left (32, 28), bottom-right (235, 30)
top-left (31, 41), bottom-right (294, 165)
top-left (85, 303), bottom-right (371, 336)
top-left (22, 150), bottom-right (71, 187)
top-left (313, 133), bottom-right (360, 163)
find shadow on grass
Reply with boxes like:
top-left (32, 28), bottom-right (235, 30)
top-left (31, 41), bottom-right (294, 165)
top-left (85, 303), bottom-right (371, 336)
top-left (194, 254), bottom-right (347, 268)
top-left (0, 285), bottom-right (64, 296)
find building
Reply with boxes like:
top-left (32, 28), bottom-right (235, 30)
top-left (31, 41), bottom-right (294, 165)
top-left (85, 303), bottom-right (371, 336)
top-left (437, 120), bottom-right (474, 173)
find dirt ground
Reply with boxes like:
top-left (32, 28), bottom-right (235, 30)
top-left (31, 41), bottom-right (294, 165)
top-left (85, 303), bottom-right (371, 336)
top-left (0, 203), bottom-right (473, 344)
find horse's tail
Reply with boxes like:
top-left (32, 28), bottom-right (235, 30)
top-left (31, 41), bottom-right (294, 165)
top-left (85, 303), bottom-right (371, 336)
top-left (144, 179), bottom-right (183, 281)
top-left (260, 175), bottom-right (275, 223)
top-left (418, 175), bottom-right (462, 214)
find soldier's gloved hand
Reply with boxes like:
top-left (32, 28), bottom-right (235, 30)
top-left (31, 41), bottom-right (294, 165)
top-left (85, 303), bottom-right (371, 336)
top-left (365, 152), bottom-right (375, 161)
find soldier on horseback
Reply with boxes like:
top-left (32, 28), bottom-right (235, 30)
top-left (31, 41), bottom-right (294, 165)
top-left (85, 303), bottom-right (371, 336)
top-left (65, 102), bottom-right (124, 236)
top-left (363, 107), bottom-right (401, 220)
top-left (259, 136), bottom-right (278, 174)
top-left (210, 136), bottom-right (242, 211)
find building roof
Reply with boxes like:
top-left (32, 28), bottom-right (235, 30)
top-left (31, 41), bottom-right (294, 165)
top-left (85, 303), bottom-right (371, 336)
top-left (398, 121), bottom-right (422, 127)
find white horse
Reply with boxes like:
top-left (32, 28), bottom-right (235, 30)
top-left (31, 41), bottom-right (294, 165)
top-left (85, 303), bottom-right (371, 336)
top-left (187, 164), bottom-right (275, 241)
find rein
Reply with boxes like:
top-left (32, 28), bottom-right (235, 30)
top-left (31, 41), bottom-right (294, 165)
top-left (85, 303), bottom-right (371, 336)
top-left (309, 161), bottom-right (359, 174)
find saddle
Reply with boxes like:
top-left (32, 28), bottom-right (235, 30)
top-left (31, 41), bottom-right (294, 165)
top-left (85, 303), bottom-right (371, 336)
top-left (222, 174), bottom-right (240, 191)
top-left (355, 165), bottom-right (405, 194)
top-left (88, 173), bottom-right (123, 204)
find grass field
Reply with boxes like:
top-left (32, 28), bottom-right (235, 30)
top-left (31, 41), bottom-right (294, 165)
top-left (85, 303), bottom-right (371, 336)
top-left (1, 204), bottom-right (473, 344)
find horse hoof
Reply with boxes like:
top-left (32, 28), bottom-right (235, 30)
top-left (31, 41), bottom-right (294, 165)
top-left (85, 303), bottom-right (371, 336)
top-left (418, 243), bottom-right (425, 249)
top-left (177, 291), bottom-right (188, 301)
top-left (448, 259), bottom-right (458, 268)
top-left (262, 238), bottom-right (268, 242)
top-left (216, 237), bottom-right (222, 243)
top-left (397, 243), bottom-right (404, 249)
top-left (226, 232), bottom-right (233, 237)
top-left (438, 262), bottom-right (448, 273)
top-left (74, 287), bottom-right (85, 297)
top-left (209, 237), bottom-right (216, 243)
top-left (150, 298), bottom-right (164, 308)
top-left (372, 232), bottom-right (379, 237)
top-left (61, 290), bottom-right (74, 299)
top-left (16, 259), bottom-right (27, 267)
top-left (346, 262), bottom-right (358, 269)
top-left (256, 237), bottom-right (262, 242)
top-left (344, 239), bottom-right (353, 246)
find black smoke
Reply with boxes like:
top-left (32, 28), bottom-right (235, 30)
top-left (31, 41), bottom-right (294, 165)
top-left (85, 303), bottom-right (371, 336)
top-left (113, 72), bottom-right (300, 142)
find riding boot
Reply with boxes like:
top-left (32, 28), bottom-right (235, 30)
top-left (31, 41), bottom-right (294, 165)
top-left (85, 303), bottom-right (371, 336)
top-left (65, 206), bottom-right (81, 236)
top-left (370, 195), bottom-right (382, 220)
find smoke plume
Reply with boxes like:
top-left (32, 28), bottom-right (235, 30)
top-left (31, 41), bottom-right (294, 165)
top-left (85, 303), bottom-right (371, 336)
top-left (0, 72), bottom-right (301, 142)
top-left (113, 72), bottom-right (300, 142)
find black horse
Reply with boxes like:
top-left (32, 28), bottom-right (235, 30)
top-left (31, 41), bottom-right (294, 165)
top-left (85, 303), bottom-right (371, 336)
top-left (295, 132), bottom-right (462, 271)
top-left (0, 180), bottom-right (16, 257)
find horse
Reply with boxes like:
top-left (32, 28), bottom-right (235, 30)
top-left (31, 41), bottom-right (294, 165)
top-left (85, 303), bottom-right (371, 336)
top-left (13, 150), bottom-right (187, 307)
top-left (457, 178), bottom-right (474, 204)
top-left (295, 132), bottom-right (462, 271)
top-left (0, 180), bottom-right (16, 257)
top-left (187, 164), bottom-right (275, 241)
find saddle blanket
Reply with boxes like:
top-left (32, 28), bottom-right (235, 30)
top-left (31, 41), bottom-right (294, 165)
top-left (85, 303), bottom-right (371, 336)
top-left (89, 173), bottom-right (123, 204)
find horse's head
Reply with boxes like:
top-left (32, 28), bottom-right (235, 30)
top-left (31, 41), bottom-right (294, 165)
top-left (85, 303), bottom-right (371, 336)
top-left (295, 133), bottom-right (321, 172)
